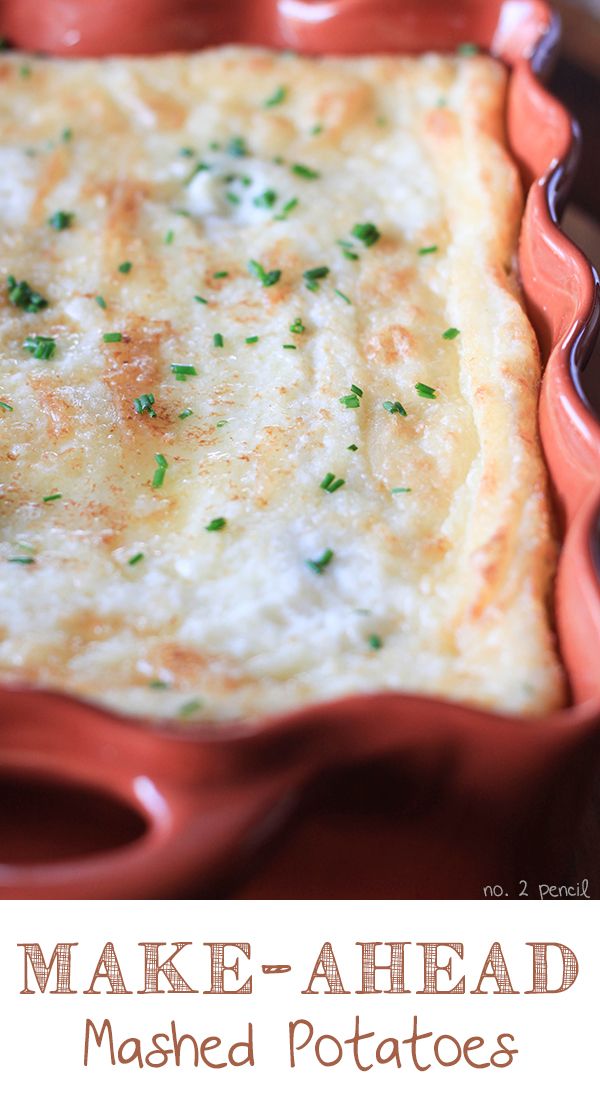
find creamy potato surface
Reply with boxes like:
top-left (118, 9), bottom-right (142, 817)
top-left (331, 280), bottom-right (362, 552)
top-left (0, 48), bottom-right (565, 718)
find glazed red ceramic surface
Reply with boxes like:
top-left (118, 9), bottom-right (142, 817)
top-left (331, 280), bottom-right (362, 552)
top-left (0, 0), bottom-right (599, 899)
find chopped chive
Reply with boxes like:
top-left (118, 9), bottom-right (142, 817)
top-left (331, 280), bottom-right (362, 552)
top-left (43, 493), bottom-right (62, 502)
top-left (152, 453), bottom-right (168, 489)
top-left (335, 289), bottom-right (352, 305)
top-left (213, 332), bottom-right (224, 347)
top-left (62, 127), bottom-right (73, 142)
top-left (415, 382), bottom-right (437, 399)
top-left (225, 190), bottom-right (241, 205)
top-left (213, 271), bottom-right (229, 279)
top-left (8, 556), bottom-right (35, 564)
top-left (179, 146), bottom-right (195, 157)
top-left (253, 189), bottom-right (278, 209)
top-left (103, 332), bottom-right (122, 343)
top-left (457, 42), bottom-right (479, 55)
top-left (149, 679), bottom-right (169, 689)
top-left (391, 487), bottom-right (412, 494)
top-left (164, 228), bottom-right (175, 244)
top-left (19, 65), bottom-right (31, 78)
top-left (290, 318), bottom-right (305, 334)
top-left (179, 408), bottom-right (193, 419)
top-left (185, 160), bottom-right (211, 185)
top-left (194, 295), bottom-right (209, 304)
top-left (347, 443), bottom-right (358, 451)
top-left (48, 210), bottom-right (74, 231)
top-left (337, 239), bottom-right (360, 261)
top-left (264, 85), bottom-right (286, 108)
top-left (23, 334), bottom-right (55, 360)
top-left (0, 401), bottom-right (13, 412)
top-left (436, 96), bottom-right (448, 108)
top-left (170, 363), bottom-right (198, 378)
top-left (128, 552), bottom-right (144, 566)
top-left (303, 266), bottom-right (329, 291)
top-left (351, 222), bottom-right (380, 247)
top-left (173, 207), bottom-right (191, 217)
top-left (310, 123), bottom-right (323, 135)
top-left (95, 294), bottom-right (107, 309)
top-left (383, 400), bottom-right (407, 416)
top-left (442, 327), bottom-right (460, 340)
top-left (351, 384), bottom-right (363, 397)
top-left (292, 163), bottom-right (320, 179)
top-left (133, 392), bottom-right (156, 417)
top-left (306, 548), bottom-right (334, 574)
top-left (248, 259), bottom-right (281, 287)
top-left (179, 698), bottom-right (203, 718)
top-left (118, 261), bottom-right (132, 274)
top-left (227, 136), bottom-right (248, 157)
top-left (340, 392), bottom-right (361, 408)
top-left (283, 343), bottom-right (296, 350)
top-left (209, 141), bottom-right (221, 151)
top-left (245, 335), bottom-right (259, 344)
top-left (205, 516), bottom-right (226, 531)
top-left (7, 275), bottom-right (48, 313)
top-left (320, 473), bottom-right (345, 493)
top-left (216, 419), bottom-right (229, 427)
top-left (274, 197), bottom-right (299, 221)
top-left (368, 633), bottom-right (383, 649)
top-left (418, 245), bottom-right (438, 255)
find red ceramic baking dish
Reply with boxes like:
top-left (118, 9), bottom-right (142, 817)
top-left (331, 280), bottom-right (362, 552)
top-left (0, 0), bottom-right (599, 900)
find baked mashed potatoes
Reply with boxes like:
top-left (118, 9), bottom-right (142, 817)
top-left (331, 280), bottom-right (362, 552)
top-left (0, 48), bottom-right (565, 720)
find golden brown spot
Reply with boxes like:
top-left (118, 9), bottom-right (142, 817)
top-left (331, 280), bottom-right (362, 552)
top-left (364, 324), bottom-right (414, 365)
top-left (102, 317), bottom-right (171, 428)
top-left (425, 108), bottom-right (459, 140)
top-left (312, 82), bottom-right (372, 130)
top-left (29, 378), bottom-right (75, 439)
top-left (148, 642), bottom-right (254, 690)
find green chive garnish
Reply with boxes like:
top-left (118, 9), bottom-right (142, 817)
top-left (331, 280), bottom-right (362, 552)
top-left (8, 556), bottom-right (35, 564)
top-left (391, 487), bottom-right (411, 494)
top-left (383, 400), bottom-right (407, 416)
top-left (133, 393), bottom-right (156, 417)
top-left (246, 336), bottom-right (259, 344)
top-left (335, 289), bottom-right (352, 305)
top-left (179, 146), bottom-right (195, 157)
top-left (351, 222), bottom-right (380, 247)
top-left (213, 332), bottom-right (224, 347)
top-left (152, 453), bottom-right (168, 489)
top-left (283, 343), bottom-right (296, 350)
top-left (43, 493), bottom-right (62, 502)
top-left (62, 127), bottom-right (73, 142)
top-left (213, 271), bottom-right (229, 279)
top-left (274, 197), bottom-right (299, 221)
top-left (7, 275), bottom-right (48, 313)
top-left (103, 332), bottom-right (122, 343)
top-left (95, 295), bottom-right (107, 309)
top-left (48, 210), bottom-right (74, 231)
top-left (226, 191), bottom-right (240, 205)
top-left (418, 245), bottom-right (438, 255)
top-left (253, 189), bottom-right (278, 209)
top-left (310, 123), bottom-right (323, 135)
top-left (149, 679), bottom-right (169, 689)
top-left (292, 164), bottom-right (320, 179)
top-left (306, 548), bottom-right (334, 574)
top-left (264, 85), bottom-right (286, 108)
top-left (457, 42), bottom-right (479, 55)
top-left (179, 698), bottom-right (203, 718)
top-left (303, 265), bottom-right (329, 291)
top-left (320, 473), bottom-right (345, 493)
top-left (248, 259), bottom-right (281, 287)
top-left (128, 552), bottom-right (144, 566)
top-left (351, 384), bottom-right (363, 396)
top-left (368, 633), bottom-right (383, 649)
top-left (442, 327), bottom-right (460, 340)
top-left (415, 382), bottom-right (437, 399)
top-left (290, 317), bottom-right (305, 334)
top-left (205, 517), bottom-right (226, 531)
top-left (347, 443), bottom-right (358, 451)
top-left (179, 408), bottom-right (193, 419)
top-left (164, 229), bottom-right (175, 244)
top-left (23, 335), bottom-right (55, 360)
top-left (216, 419), bottom-right (228, 427)
top-left (227, 136), bottom-right (248, 157)
top-left (170, 363), bottom-right (197, 377)
top-left (0, 401), bottom-right (13, 412)
top-left (194, 295), bottom-right (209, 304)
top-left (118, 261), bottom-right (132, 274)
top-left (185, 160), bottom-right (211, 185)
